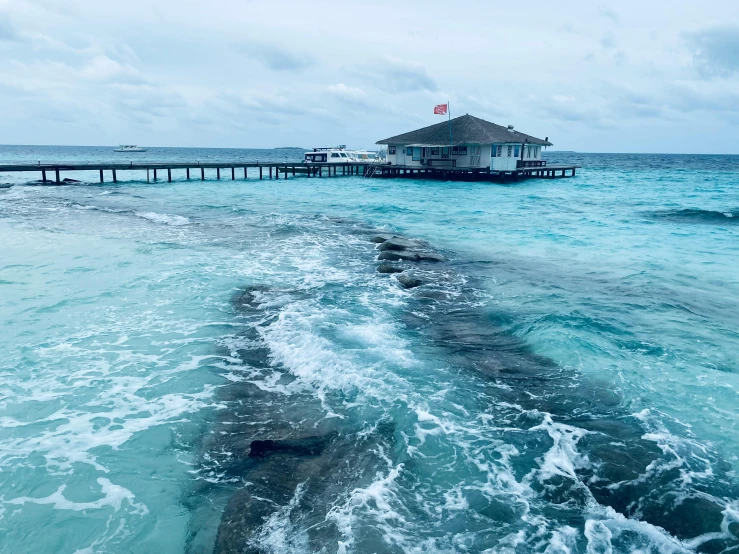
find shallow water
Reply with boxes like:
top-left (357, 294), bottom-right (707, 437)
top-left (1, 147), bottom-right (738, 553)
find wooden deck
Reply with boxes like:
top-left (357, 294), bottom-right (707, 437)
top-left (0, 161), bottom-right (581, 184)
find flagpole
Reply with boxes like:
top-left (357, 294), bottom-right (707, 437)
top-left (448, 101), bottom-right (452, 149)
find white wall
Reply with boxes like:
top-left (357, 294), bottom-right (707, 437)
top-left (385, 144), bottom-right (493, 168)
top-left (491, 143), bottom-right (542, 171)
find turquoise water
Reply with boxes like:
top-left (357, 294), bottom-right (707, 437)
top-left (1, 147), bottom-right (738, 553)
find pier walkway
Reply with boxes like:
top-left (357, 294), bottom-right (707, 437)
top-left (0, 161), bottom-right (580, 184)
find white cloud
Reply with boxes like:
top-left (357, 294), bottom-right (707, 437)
top-left (327, 84), bottom-right (367, 98)
top-left (0, 0), bottom-right (738, 152)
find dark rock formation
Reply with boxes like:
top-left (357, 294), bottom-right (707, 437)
top-left (377, 251), bottom-right (419, 262)
top-left (377, 264), bottom-right (404, 274)
top-left (370, 234), bottom-right (394, 243)
top-left (377, 237), bottom-right (424, 251)
top-left (397, 273), bottom-right (424, 289)
top-left (416, 252), bottom-right (446, 262)
top-left (249, 435), bottom-right (333, 458)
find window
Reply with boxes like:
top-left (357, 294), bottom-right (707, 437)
top-left (441, 147), bottom-right (450, 159)
top-left (507, 145), bottom-right (513, 157)
top-left (431, 147), bottom-right (440, 156)
top-left (388, 146), bottom-right (396, 155)
top-left (407, 147), bottom-right (413, 156)
top-left (514, 146), bottom-right (520, 157)
top-left (412, 147), bottom-right (421, 161)
top-left (331, 153), bottom-right (340, 158)
top-left (340, 153), bottom-right (348, 158)
top-left (496, 145), bottom-right (502, 157)
top-left (422, 147), bottom-right (427, 157)
top-left (452, 146), bottom-right (459, 155)
top-left (460, 146), bottom-right (468, 155)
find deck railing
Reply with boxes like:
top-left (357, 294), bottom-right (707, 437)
top-left (517, 160), bottom-right (547, 168)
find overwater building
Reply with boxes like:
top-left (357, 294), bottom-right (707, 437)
top-left (377, 114), bottom-right (552, 172)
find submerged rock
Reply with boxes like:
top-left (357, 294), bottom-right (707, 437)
top-left (397, 273), bottom-right (424, 289)
top-left (377, 251), bottom-right (419, 262)
top-left (28, 180), bottom-right (57, 186)
top-left (370, 234), bottom-right (394, 243)
top-left (377, 264), bottom-right (404, 274)
top-left (416, 252), bottom-right (446, 263)
top-left (62, 178), bottom-right (81, 183)
top-left (231, 285), bottom-right (271, 312)
top-left (377, 237), bottom-right (424, 251)
top-left (249, 435), bottom-right (333, 458)
top-left (213, 425), bottom-right (396, 554)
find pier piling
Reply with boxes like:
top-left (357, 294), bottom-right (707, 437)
top-left (99, 169), bottom-right (103, 183)
top-left (112, 170), bottom-right (117, 183)
top-left (168, 169), bottom-right (172, 182)
top-left (201, 168), bottom-right (205, 181)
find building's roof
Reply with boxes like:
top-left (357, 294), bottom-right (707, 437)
top-left (376, 114), bottom-right (552, 147)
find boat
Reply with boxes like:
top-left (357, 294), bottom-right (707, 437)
top-left (352, 151), bottom-right (383, 163)
top-left (304, 146), bottom-right (384, 164)
top-left (304, 146), bottom-right (356, 163)
top-left (114, 145), bottom-right (148, 152)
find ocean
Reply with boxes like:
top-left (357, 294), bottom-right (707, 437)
top-left (1, 146), bottom-right (738, 553)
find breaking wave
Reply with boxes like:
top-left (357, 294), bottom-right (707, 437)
top-left (649, 208), bottom-right (737, 223)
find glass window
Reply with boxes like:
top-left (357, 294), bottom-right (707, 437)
top-left (331, 153), bottom-right (340, 158)
top-left (407, 147), bottom-right (413, 156)
top-left (388, 146), bottom-right (396, 155)
top-left (514, 146), bottom-right (520, 157)
top-left (460, 146), bottom-right (468, 155)
top-left (441, 147), bottom-right (449, 158)
top-left (452, 146), bottom-right (458, 155)
top-left (340, 153), bottom-right (348, 158)
top-left (412, 148), bottom-right (421, 161)
top-left (431, 147), bottom-right (440, 155)
top-left (507, 145), bottom-right (512, 157)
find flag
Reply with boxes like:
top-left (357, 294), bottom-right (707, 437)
top-left (434, 103), bottom-right (448, 115)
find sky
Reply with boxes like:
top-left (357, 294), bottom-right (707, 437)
top-left (1, 0), bottom-right (739, 153)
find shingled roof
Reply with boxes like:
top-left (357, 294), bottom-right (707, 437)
top-left (376, 114), bottom-right (552, 147)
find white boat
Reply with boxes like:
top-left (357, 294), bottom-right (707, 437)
top-left (304, 146), bottom-right (353, 163)
top-left (114, 145), bottom-right (148, 152)
top-left (304, 146), bottom-right (384, 164)
top-left (352, 150), bottom-right (383, 163)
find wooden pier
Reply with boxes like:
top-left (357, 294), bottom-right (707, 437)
top-left (0, 161), bottom-right (580, 184)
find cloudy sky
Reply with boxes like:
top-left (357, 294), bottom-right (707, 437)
top-left (1, 0), bottom-right (738, 152)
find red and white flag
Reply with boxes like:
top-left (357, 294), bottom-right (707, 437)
top-left (433, 103), bottom-right (448, 115)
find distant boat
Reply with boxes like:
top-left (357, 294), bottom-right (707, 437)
top-left (114, 145), bottom-right (148, 152)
